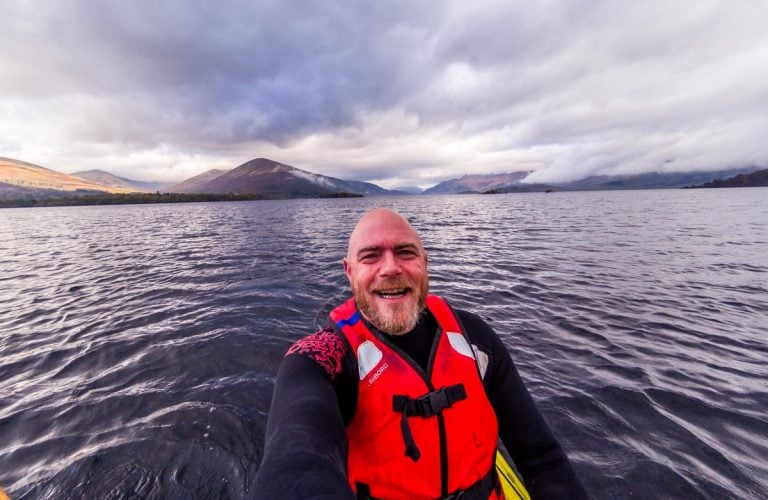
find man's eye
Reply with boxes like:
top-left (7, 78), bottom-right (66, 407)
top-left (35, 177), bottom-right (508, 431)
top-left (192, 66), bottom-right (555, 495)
top-left (360, 254), bottom-right (377, 262)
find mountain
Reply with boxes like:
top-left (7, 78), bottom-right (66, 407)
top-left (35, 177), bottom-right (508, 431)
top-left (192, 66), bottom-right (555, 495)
top-left (423, 167), bottom-right (762, 194)
top-left (687, 168), bottom-right (768, 188)
top-left (165, 169), bottom-right (228, 193)
top-left (424, 172), bottom-right (531, 194)
top-left (556, 167), bottom-right (760, 191)
top-left (0, 157), bottom-right (138, 197)
top-left (72, 169), bottom-right (167, 192)
top-left (168, 158), bottom-right (404, 197)
top-left (332, 178), bottom-right (407, 197)
top-left (393, 186), bottom-right (424, 195)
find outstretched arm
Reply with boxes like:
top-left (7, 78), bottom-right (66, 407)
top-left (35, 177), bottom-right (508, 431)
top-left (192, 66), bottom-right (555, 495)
top-left (255, 353), bottom-right (354, 499)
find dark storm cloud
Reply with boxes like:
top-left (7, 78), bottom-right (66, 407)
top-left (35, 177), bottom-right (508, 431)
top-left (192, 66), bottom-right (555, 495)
top-left (3, 1), bottom-right (433, 143)
top-left (1, 0), bottom-right (767, 185)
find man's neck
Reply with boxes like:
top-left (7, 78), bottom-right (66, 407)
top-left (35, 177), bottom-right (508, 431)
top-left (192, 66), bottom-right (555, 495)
top-left (378, 311), bottom-right (436, 371)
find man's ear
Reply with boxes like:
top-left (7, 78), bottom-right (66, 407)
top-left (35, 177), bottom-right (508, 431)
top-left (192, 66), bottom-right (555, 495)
top-left (343, 257), bottom-right (351, 279)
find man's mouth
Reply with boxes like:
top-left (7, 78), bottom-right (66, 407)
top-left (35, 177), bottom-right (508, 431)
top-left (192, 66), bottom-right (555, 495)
top-left (374, 287), bottom-right (410, 299)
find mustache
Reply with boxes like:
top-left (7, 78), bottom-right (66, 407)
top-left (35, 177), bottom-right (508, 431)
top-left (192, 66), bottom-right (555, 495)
top-left (370, 277), bottom-right (414, 293)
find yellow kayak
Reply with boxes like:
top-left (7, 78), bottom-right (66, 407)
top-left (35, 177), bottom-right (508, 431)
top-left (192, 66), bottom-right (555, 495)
top-left (496, 451), bottom-right (531, 500)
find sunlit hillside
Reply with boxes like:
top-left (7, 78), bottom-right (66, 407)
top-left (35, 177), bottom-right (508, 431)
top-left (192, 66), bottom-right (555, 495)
top-left (0, 157), bottom-right (138, 194)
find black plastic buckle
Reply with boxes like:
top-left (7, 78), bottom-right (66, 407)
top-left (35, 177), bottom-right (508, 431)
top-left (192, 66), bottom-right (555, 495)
top-left (428, 388), bottom-right (450, 413)
top-left (413, 397), bottom-right (428, 417)
top-left (413, 388), bottom-right (448, 417)
top-left (394, 384), bottom-right (466, 418)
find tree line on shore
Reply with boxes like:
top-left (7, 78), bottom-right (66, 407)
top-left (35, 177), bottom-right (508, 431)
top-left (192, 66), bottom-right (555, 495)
top-left (0, 192), bottom-right (264, 208)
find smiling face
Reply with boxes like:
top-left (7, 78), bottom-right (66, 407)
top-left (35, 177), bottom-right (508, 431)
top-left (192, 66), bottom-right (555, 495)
top-left (343, 209), bottom-right (428, 335)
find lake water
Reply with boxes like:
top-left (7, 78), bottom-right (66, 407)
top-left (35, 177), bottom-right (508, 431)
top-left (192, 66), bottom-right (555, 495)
top-left (1, 188), bottom-right (767, 499)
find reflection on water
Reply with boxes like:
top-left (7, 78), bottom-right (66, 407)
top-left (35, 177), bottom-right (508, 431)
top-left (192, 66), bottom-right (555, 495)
top-left (1, 188), bottom-right (767, 498)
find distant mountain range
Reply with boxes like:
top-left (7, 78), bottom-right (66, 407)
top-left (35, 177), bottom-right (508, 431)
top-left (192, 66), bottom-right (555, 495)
top-left (393, 186), bottom-right (425, 195)
top-left (424, 172), bottom-right (531, 194)
top-left (551, 168), bottom-right (760, 192)
top-left (166, 158), bottom-right (405, 197)
top-left (0, 156), bottom-right (404, 201)
top-left (72, 169), bottom-right (167, 192)
top-left (1, 155), bottom-right (764, 205)
top-left (474, 167), bottom-right (756, 193)
top-left (436, 167), bottom-right (762, 194)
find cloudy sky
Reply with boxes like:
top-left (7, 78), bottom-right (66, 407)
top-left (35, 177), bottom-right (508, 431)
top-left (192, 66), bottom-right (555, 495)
top-left (2, 0), bottom-right (767, 188)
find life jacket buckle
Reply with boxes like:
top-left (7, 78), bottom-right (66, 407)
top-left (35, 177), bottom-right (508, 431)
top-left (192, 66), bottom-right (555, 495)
top-left (392, 384), bottom-right (468, 461)
top-left (393, 383), bottom-right (467, 418)
top-left (425, 387), bottom-right (450, 415)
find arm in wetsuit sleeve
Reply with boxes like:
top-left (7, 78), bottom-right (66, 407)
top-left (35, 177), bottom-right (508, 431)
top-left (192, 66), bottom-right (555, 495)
top-left (457, 311), bottom-right (589, 499)
top-left (254, 354), bottom-right (355, 499)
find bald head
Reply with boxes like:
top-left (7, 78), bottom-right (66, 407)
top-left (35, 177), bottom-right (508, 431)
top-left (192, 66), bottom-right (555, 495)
top-left (346, 208), bottom-right (425, 261)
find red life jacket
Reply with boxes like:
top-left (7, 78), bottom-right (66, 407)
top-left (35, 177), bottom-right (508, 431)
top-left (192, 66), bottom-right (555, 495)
top-left (330, 295), bottom-right (500, 499)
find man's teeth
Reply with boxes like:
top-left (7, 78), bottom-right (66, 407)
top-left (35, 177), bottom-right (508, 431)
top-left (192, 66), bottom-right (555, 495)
top-left (377, 289), bottom-right (406, 298)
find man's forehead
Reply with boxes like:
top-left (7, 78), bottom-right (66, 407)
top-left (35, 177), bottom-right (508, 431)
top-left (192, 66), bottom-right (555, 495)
top-left (347, 209), bottom-right (422, 254)
top-left (350, 225), bottom-right (420, 250)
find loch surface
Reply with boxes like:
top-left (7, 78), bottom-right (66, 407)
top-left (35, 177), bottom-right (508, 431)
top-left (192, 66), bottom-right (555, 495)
top-left (1, 188), bottom-right (767, 498)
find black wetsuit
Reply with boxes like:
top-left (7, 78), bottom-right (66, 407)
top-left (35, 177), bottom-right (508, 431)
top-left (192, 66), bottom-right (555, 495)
top-left (255, 308), bottom-right (588, 499)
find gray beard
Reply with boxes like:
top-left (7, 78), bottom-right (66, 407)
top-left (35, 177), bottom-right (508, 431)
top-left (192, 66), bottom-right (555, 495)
top-left (354, 289), bottom-right (423, 335)
top-left (365, 300), bottom-right (421, 335)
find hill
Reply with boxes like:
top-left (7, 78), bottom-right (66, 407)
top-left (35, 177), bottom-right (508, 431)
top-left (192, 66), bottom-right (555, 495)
top-left (392, 186), bottom-right (424, 195)
top-left (169, 158), bottom-right (404, 197)
top-left (423, 167), bottom-right (762, 194)
top-left (557, 168), bottom-right (760, 191)
top-left (687, 168), bottom-right (768, 188)
top-left (72, 169), bottom-right (167, 192)
top-left (165, 169), bottom-right (228, 193)
top-left (424, 172), bottom-right (531, 194)
top-left (0, 157), bottom-right (138, 197)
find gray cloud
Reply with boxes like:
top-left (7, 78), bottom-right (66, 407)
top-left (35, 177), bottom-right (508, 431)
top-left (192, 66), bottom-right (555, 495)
top-left (1, 0), bottom-right (767, 186)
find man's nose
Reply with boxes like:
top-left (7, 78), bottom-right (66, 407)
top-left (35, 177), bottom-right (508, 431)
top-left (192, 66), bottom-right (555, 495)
top-left (379, 251), bottom-right (402, 276)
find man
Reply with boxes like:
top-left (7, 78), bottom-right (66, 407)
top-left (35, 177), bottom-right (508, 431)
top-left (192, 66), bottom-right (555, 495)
top-left (255, 208), bottom-right (587, 499)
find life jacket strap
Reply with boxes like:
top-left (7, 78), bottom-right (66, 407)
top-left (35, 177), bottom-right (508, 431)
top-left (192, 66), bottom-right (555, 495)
top-left (392, 384), bottom-right (467, 461)
top-left (393, 383), bottom-right (467, 418)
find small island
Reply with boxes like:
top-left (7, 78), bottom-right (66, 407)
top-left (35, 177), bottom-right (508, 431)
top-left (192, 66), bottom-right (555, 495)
top-left (317, 192), bottom-right (364, 198)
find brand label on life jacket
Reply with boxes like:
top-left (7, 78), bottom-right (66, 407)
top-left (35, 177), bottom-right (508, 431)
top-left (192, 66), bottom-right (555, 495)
top-left (367, 363), bottom-right (389, 386)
